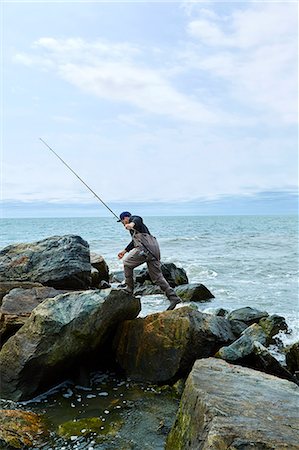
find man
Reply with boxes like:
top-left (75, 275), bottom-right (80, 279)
top-left (117, 211), bottom-right (181, 311)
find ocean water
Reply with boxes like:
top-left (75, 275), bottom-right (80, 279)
top-left (0, 215), bottom-right (298, 340)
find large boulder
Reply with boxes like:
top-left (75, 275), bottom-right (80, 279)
top-left (114, 307), bottom-right (235, 383)
top-left (0, 235), bottom-right (91, 289)
top-left (0, 409), bottom-right (48, 449)
top-left (166, 358), bottom-right (299, 450)
top-left (0, 289), bottom-right (141, 401)
top-left (0, 286), bottom-right (65, 345)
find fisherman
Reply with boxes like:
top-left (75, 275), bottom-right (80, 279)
top-left (117, 211), bottom-right (181, 310)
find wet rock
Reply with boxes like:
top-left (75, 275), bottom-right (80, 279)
top-left (229, 320), bottom-right (248, 338)
top-left (166, 358), bottom-right (299, 450)
top-left (0, 289), bottom-right (141, 401)
top-left (134, 282), bottom-right (163, 296)
top-left (135, 263), bottom-right (188, 287)
top-left (259, 314), bottom-right (288, 343)
top-left (227, 306), bottom-right (269, 325)
top-left (0, 235), bottom-right (91, 290)
top-left (216, 323), bottom-right (267, 361)
top-left (91, 267), bottom-right (101, 287)
top-left (285, 342), bottom-right (299, 380)
top-left (0, 409), bottom-right (48, 449)
top-left (0, 286), bottom-right (65, 345)
top-left (213, 308), bottom-right (228, 317)
top-left (174, 283), bottom-right (214, 302)
top-left (114, 307), bottom-right (235, 383)
top-left (90, 252), bottom-right (109, 282)
top-left (216, 324), bottom-right (297, 383)
top-left (0, 282), bottom-right (43, 305)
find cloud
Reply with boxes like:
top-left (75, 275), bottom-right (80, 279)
top-left (14, 37), bottom-right (218, 124)
top-left (184, 2), bottom-right (298, 124)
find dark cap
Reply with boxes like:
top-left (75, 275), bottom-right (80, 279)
top-left (117, 211), bottom-right (132, 222)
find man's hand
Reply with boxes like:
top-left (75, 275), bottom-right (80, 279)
top-left (118, 250), bottom-right (127, 259)
top-left (125, 222), bottom-right (135, 230)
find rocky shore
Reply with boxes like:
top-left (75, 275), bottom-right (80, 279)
top-left (0, 235), bottom-right (298, 449)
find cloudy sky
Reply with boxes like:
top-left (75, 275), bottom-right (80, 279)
top-left (1, 1), bottom-right (298, 217)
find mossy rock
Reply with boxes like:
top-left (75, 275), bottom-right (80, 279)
top-left (58, 416), bottom-right (123, 439)
top-left (0, 409), bottom-right (48, 449)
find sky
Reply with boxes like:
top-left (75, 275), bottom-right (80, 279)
top-left (1, 0), bottom-right (298, 217)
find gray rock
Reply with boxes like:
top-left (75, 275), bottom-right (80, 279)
top-left (229, 320), bottom-right (248, 338)
top-left (227, 306), bottom-right (269, 324)
top-left (175, 283), bottom-right (214, 302)
top-left (166, 358), bottom-right (299, 450)
top-left (90, 252), bottom-right (109, 282)
top-left (91, 267), bottom-right (100, 287)
top-left (0, 286), bottom-right (65, 345)
top-left (0, 282), bottom-right (43, 305)
top-left (114, 307), bottom-right (235, 383)
top-left (135, 262), bottom-right (188, 287)
top-left (0, 289), bottom-right (141, 401)
top-left (216, 324), bottom-right (297, 383)
top-left (0, 235), bottom-right (91, 290)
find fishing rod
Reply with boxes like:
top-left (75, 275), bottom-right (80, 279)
top-left (39, 138), bottom-right (164, 266)
top-left (39, 138), bottom-right (119, 221)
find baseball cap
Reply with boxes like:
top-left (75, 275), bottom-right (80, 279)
top-left (117, 211), bottom-right (132, 222)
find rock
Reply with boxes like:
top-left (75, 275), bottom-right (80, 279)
top-left (216, 323), bottom-right (267, 361)
top-left (166, 358), bottom-right (299, 450)
top-left (91, 267), bottom-right (100, 287)
top-left (0, 286), bottom-right (65, 345)
top-left (174, 283), bottom-right (214, 302)
top-left (0, 235), bottom-right (91, 289)
top-left (110, 270), bottom-right (126, 283)
top-left (227, 306), bottom-right (269, 324)
top-left (0, 409), bottom-right (48, 449)
top-left (114, 307), bottom-right (235, 383)
top-left (135, 263), bottom-right (188, 287)
top-left (229, 320), bottom-right (248, 338)
top-left (258, 314), bottom-right (288, 343)
top-left (213, 308), bottom-right (228, 317)
top-left (285, 342), bottom-right (299, 380)
top-left (0, 282), bottom-right (43, 305)
top-left (216, 324), bottom-right (297, 383)
top-left (90, 252), bottom-right (109, 282)
top-left (0, 289), bottom-right (141, 401)
top-left (134, 283), bottom-right (163, 296)
top-left (99, 280), bottom-right (111, 289)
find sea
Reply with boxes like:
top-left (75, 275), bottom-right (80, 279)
top-left (1, 215), bottom-right (298, 339)
top-left (0, 215), bottom-right (298, 449)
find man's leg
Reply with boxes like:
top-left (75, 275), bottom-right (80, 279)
top-left (147, 260), bottom-right (181, 309)
top-left (123, 248), bottom-right (146, 293)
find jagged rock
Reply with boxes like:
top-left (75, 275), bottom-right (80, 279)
top-left (229, 320), bottom-right (248, 338)
top-left (258, 314), bottom-right (288, 343)
top-left (91, 267), bottom-right (100, 287)
top-left (90, 252), bottom-right (109, 282)
top-left (166, 358), bottom-right (299, 450)
top-left (174, 283), bottom-right (214, 302)
top-left (0, 235), bottom-right (91, 290)
top-left (216, 323), bottom-right (267, 361)
top-left (285, 342), bottom-right (299, 380)
top-left (135, 263), bottom-right (188, 287)
top-left (0, 409), bottom-right (48, 449)
top-left (0, 286), bottom-right (65, 345)
top-left (114, 307), bottom-right (235, 383)
top-left (0, 289), bottom-right (141, 401)
top-left (216, 324), bottom-right (297, 383)
top-left (227, 306), bottom-right (268, 325)
top-left (0, 282), bottom-right (43, 305)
